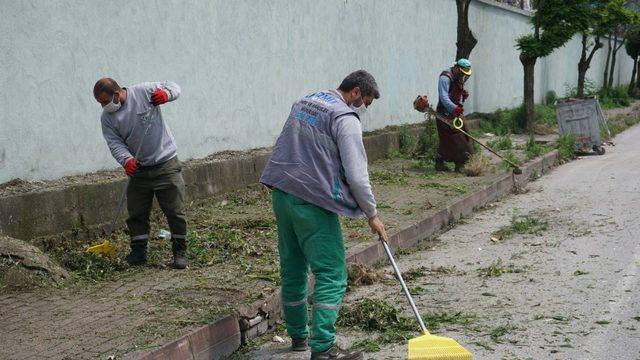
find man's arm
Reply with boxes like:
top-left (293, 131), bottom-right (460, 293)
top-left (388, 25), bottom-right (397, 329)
top-left (438, 75), bottom-right (457, 114)
top-left (141, 81), bottom-right (181, 105)
top-left (101, 117), bottom-right (132, 166)
top-left (334, 116), bottom-right (377, 218)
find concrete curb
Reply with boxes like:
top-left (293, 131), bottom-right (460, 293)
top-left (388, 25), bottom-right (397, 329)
top-left (139, 149), bottom-right (560, 359)
top-left (0, 130), bottom-right (401, 240)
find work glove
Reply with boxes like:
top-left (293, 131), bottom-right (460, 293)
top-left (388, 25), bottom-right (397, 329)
top-left (123, 157), bottom-right (140, 177)
top-left (151, 88), bottom-right (169, 106)
top-left (462, 90), bottom-right (469, 101)
top-left (413, 95), bottom-right (429, 113)
top-left (454, 105), bottom-right (464, 117)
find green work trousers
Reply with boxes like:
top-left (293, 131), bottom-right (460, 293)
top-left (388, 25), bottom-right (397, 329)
top-left (271, 188), bottom-right (347, 353)
top-left (126, 157), bottom-right (187, 244)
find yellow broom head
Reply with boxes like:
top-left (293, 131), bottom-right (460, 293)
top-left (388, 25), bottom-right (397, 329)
top-left (408, 333), bottom-right (472, 360)
top-left (86, 240), bottom-right (116, 256)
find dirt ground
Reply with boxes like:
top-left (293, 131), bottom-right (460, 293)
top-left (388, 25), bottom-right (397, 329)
top-left (240, 123), bottom-right (640, 360)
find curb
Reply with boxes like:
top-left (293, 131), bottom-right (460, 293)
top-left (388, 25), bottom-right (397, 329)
top-left (139, 149), bottom-right (560, 359)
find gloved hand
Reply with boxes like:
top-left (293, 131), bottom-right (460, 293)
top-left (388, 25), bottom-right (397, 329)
top-left (455, 105), bottom-right (464, 117)
top-left (151, 88), bottom-right (169, 106)
top-left (462, 90), bottom-right (469, 101)
top-left (123, 157), bottom-right (140, 177)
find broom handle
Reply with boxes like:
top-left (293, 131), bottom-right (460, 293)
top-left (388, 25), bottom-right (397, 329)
top-left (379, 236), bottom-right (429, 335)
top-left (424, 107), bottom-right (521, 170)
top-left (106, 106), bottom-right (157, 236)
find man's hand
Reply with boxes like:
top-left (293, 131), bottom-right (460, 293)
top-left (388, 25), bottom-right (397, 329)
top-left (151, 88), bottom-right (169, 106)
top-left (123, 157), bottom-right (140, 177)
top-left (462, 90), bottom-right (469, 101)
top-left (455, 105), bottom-right (464, 117)
top-left (368, 215), bottom-right (388, 242)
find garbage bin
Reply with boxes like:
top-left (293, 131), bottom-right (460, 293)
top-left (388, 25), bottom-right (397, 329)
top-left (555, 96), bottom-right (608, 155)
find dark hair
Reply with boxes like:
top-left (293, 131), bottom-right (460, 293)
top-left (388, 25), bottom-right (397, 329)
top-left (93, 78), bottom-right (121, 99)
top-left (338, 70), bottom-right (380, 99)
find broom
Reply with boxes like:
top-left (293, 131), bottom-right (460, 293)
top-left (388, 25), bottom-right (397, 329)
top-left (378, 236), bottom-right (472, 360)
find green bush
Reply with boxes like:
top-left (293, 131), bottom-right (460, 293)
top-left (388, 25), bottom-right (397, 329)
top-left (597, 86), bottom-right (631, 109)
top-left (545, 90), bottom-right (557, 105)
top-left (417, 115), bottom-right (439, 161)
top-left (398, 125), bottom-right (418, 156)
top-left (557, 133), bottom-right (576, 162)
top-left (480, 104), bottom-right (556, 135)
top-left (524, 133), bottom-right (552, 160)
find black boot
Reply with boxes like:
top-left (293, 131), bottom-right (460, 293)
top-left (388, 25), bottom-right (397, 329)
top-left (291, 337), bottom-right (308, 352)
top-left (172, 237), bottom-right (188, 269)
top-left (125, 239), bottom-right (148, 266)
top-left (435, 159), bottom-right (448, 172)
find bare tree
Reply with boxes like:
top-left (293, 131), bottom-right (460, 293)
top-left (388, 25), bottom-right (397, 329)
top-left (455, 0), bottom-right (478, 60)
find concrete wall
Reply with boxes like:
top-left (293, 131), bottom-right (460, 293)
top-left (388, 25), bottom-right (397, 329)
top-left (0, 0), bottom-right (633, 183)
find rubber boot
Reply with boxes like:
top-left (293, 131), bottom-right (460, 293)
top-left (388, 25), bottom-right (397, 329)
top-left (125, 240), bottom-right (148, 266)
top-left (435, 159), bottom-right (448, 172)
top-left (172, 238), bottom-right (188, 269)
top-left (310, 344), bottom-right (363, 360)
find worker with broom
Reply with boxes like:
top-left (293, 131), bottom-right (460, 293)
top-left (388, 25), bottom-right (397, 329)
top-left (435, 58), bottom-right (475, 172)
top-left (260, 70), bottom-right (388, 360)
top-left (93, 78), bottom-right (188, 269)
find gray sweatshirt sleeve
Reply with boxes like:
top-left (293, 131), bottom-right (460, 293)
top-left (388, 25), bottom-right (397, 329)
top-left (438, 75), bottom-right (457, 114)
top-left (101, 115), bottom-right (132, 166)
top-left (140, 81), bottom-right (181, 103)
top-left (334, 115), bottom-right (378, 218)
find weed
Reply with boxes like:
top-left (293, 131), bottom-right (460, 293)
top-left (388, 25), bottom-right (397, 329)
top-left (573, 270), bottom-right (589, 276)
top-left (598, 85), bottom-right (631, 109)
top-left (545, 90), bottom-right (557, 105)
top-left (525, 134), bottom-right (552, 160)
top-left (472, 341), bottom-right (495, 351)
top-left (464, 153), bottom-right (491, 177)
top-left (477, 258), bottom-right (525, 277)
top-left (500, 151), bottom-right (521, 171)
top-left (487, 134), bottom-right (513, 151)
top-left (495, 213), bottom-right (548, 239)
top-left (595, 320), bottom-right (610, 325)
top-left (489, 324), bottom-right (517, 343)
top-left (481, 292), bottom-right (497, 297)
top-left (370, 169), bottom-right (409, 186)
top-left (399, 125), bottom-right (419, 156)
top-left (557, 133), bottom-right (576, 162)
top-left (351, 338), bottom-right (381, 353)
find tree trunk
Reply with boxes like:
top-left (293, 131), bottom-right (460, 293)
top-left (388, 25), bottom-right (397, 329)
top-left (521, 54), bottom-right (537, 131)
top-left (578, 33), bottom-right (602, 98)
top-left (604, 36), bottom-right (612, 88)
top-left (629, 55), bottom-right (637, 96)
top-left (609, 30), bottom-right (623, 88)
top-left (455, 0), bottom-right (478, 60)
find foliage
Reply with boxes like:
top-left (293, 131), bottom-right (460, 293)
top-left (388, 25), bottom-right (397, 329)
top-left (545, 90), bottom-right (557, 105)
top-left (557, 133), bottom-right (577, 162)
top-left (625, 24), bottom-right (640, 59)
top-left (516, 0), bottom-right (584, 60)
top-left (480, 104), bottom-right (556, 135)
top-left (597, 85), bottom-right (631, 108)
top-left (487, 134), bottom-right (513, 151)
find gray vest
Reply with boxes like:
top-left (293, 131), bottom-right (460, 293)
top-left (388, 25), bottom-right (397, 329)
top-left (260, 90), bottom-right (363, 217)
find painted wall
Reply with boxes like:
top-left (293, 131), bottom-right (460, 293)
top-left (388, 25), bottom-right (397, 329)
top-left (0, 0), bottom-right (633, 183)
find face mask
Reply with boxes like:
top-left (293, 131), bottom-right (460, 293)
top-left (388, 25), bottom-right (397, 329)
top-left (103, 94), bottom-right (121, 113)
top-left (351, 96), bottom-right (367, 119)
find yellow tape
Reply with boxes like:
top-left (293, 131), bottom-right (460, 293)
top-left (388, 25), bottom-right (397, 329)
top-left (453, 117), bottom-right (464, 130)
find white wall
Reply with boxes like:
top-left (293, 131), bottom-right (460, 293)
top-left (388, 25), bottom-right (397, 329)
top-left (0, 0), bottom-right (633, 183)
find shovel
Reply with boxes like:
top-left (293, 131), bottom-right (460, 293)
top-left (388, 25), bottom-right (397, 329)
top-left (422, 106), bottom-right (522, 175)
top-left (86, 106), bottom-right (157, 255)
top-left (379, 236), bottom-right (472, 359)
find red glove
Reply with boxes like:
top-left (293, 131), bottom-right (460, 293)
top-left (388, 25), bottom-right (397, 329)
top-left (462, 90), bottom-right (469, 101)
top-left (454, 105), bottom-right (464, 117)
top-left (123, 157), bottom-right (140, 177)
top-left (151, 88), bottom-right (169, 106)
